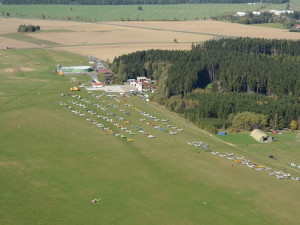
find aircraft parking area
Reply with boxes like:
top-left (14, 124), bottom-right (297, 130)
top-left (56, 84), bottom-right (300, 183)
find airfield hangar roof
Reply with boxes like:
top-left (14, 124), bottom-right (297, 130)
top-left (250, 129), bottom-right (272, 143)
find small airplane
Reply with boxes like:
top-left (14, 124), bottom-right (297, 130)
top-left (127, 138), bottom-right (134, 142)
top-left (148, 135), bottom-right (155, 138)
top-left (169, 131), bottom-right (177, 135)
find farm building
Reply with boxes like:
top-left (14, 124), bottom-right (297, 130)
top-left (250, 129), bottom-right (272, 143)
top-left (60, 66), bottom-right (91, 73)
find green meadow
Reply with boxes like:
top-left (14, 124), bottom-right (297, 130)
top-left (0, 3), bottom-right (274, 21)
top-left (290, 0), bottom-right (300, 10)
top-left (250, 23), bottom-right (288, 29)
top-left (2, 32), bottom-right (61, 47)
top-left (1, 49), bottom-right (300, 225)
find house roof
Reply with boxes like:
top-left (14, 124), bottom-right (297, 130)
top-left (97, 68), bottom-right (112, 74)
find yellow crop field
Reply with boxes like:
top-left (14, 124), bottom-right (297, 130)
top-left (1, 18), bottom-right (299, 61)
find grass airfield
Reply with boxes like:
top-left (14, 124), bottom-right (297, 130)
top-left (1, 49), bottom-right (300, 225)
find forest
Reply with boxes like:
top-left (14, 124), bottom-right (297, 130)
top-left (110, 38), bottom-right (300, 132)
top-left (0, 0), bottom-right (289, 5)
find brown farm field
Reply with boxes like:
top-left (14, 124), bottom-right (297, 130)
top-left (1, 18), bottom-right (299, 61)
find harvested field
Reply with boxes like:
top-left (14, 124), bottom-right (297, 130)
top-left (56, 42), bottom-right (193, 61)
top-left (0, 36), bottom-right (39, 49)
top-left (106, 20), bottom-right (300, 40)
top-left (1, 18), bottom-right (299, 61)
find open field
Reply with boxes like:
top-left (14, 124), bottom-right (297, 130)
top-left (1, 18), bottom-right (299, 61)
top-left (290, 0), bottom-right (300, 10)
top-left (1, 48), bottom-right (300, 225)
top-left (0, 3), bottom-right (270, 21)
top-left (250, 23), bottom-right (288, 29)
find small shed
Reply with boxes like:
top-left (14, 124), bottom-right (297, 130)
top-left (218, 132), bottom-right (227, 136)
top-left (250, 129), bottom-right (272, 143)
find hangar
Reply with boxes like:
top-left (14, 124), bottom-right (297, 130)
top-left (250, 129), bottom-right (272, 143)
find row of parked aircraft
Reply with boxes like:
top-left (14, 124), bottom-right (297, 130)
top-left (288, 162), bottom-right (300, 169)
top-left (187, 140), bottom-right (299, 182)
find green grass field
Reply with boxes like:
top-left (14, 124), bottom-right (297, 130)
top-left (0, 3), bottom-right (284, 21)
top-left (2, 32), bottom-right (61, 47)
top-left (1, 49), bottom-right (300, 225)
top-left (250, 23), bottom-right (288, 29)
top-left (290, 0), bottom-right (300, 10)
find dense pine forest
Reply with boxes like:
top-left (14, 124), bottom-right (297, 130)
top-left (0, 0), bottom-right (289, 5)
top-left (110, 38), bottom-right (300, 132)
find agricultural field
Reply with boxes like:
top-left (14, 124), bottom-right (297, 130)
top-left (250, 23), bottom-right (288, 29)
top-left (0, 3), bottom-right (273, 21)
top-left (290, 0), bottom-right (300, 10)
top-left (1, 18), bottom-right (299, 61)
top-left (1, 48), bottom-right (300, 225)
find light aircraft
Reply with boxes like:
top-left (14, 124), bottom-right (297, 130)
top-left (169, 131), bottom-right (177, 135)
top-left (148, 135), bottom-right (155, 138)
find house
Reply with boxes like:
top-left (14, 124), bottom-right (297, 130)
top-left (128, 77), bottom-right (151, 91)
top-left (97, 68), bottom-right (113, 84)
top-left (92, 82), bottom-right (103, 88)
top-left (137, 76), bottom-right (148, 82)
top-left (97, 68), bottom-right (112, 75)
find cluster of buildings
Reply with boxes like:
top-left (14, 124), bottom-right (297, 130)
top-left (235, 10), bottom-right (294, 17)
top-left (127, 76), bottom-right (154, 92)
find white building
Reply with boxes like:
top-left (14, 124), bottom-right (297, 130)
top-left (252, 11), bottom-right (261, 16)
top-left (236, 12), bottom-right (246, 17)
top-left (128, 77), bottom-right (151, 92)
top-left (269, 10), bottom-right (293, 16)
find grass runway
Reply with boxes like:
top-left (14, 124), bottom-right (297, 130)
top-left (1, 48), bottom-right (300, 225)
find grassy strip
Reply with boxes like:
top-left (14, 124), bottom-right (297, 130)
top-left (1, 48), bottom-right (300, 225)
top-left (2, 32), bottom-right (61, 47)
top-left (37, 29), bottom-right (74, 33)
top-left (0, 3), bottom-right (273, 21)
top-left (250, 23), bottom-right (288, 29)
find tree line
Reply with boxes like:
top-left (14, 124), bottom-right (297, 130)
top-left (110, 38), bottom-right (300, 132)
top-left (17, 24), bottom-right (40, 32)
top-left (0, 0), bottom-right (289, 5)
top-left (212, 11), bottom-right (300, 29)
